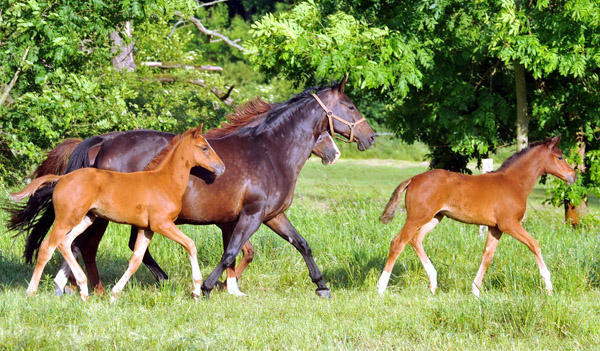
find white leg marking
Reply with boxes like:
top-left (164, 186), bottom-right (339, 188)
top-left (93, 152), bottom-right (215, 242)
top-left (226, 277), bottom-right (247, 297)
top-left (54, 261), bottom-right (71, 295)
top-left (377, 270), bottom-right (391, 295)
top-left (472, 282), bottom-right (481, 298)
top-left (540, 266), bottom-right (553, 293)
top-left (189, 253), bottom-right (203, 298)
top-left (423, 260), bottom-right (437, 294)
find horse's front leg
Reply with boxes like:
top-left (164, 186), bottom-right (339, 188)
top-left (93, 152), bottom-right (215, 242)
top-left (218, 222), bottom-right (253, 296)
top-left (202, 211), bottom-right (264, 298)
top-left (265, 213), bottom-right (330, 298)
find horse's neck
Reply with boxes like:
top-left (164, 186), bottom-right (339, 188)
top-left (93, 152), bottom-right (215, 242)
top-left (501, 147), bottom-right (545, 194)
top-left (255, 108), bottom-right (320, 178)
top-left (152, 139), bottom-right (193, 196)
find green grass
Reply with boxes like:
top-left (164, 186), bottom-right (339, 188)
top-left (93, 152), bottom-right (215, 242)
top-left (2, 158), bottom-right (600, 350)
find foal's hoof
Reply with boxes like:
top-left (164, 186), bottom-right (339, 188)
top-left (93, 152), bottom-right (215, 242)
top-left (191, 292), bottom-right (200, 300)
top-left (215, 281), bottom-right (225, 291)
top-left (471, 283), bottom-right (481, 298)
top-left (316, 289), bottom-right (331, 299)
top-left (545, 289), bottom-right (553, 296)
top-left (54, 286), bottom-right (64, 297)
top-left (429, 285), bottom-right (437, 295)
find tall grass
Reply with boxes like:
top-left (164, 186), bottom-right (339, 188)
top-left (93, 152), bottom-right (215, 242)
top-left (1, 159), bottom-right (600, 350)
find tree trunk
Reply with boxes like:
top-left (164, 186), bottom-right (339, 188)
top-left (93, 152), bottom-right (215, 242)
top-left (110, 21), bottom-right (136, 72)
top-left (565, 130), bottom-right (587, 227)
top-left (514, 61), bottom-right (529, 152)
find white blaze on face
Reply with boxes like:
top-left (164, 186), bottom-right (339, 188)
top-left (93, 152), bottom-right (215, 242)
top-left (327, 134), bottom-right (341, 164)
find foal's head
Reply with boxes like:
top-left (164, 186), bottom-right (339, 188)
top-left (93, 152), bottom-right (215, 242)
top-left (188, 126), bottom-right (226, 177)
top-left (540, 136), bottom-right (576, 185)
top-left (312, 132), bottom-right (340, 165)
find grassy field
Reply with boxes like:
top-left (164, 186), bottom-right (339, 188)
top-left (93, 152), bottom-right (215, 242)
top-left (1, 157), bottom-right (600, 350)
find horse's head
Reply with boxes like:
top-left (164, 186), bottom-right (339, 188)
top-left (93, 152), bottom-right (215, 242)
top-left (190, 125), bottom-right (226, 177)
top-left (543, 136), bottom-right (576, 185)
top-left (313, 76), bottom-right (376, 151)
top-left (312, 131), bottom-right (341, 165)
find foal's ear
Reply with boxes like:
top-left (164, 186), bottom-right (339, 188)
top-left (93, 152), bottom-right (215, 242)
top-left (338, 75), bottom-right (348, 92)
top-left (193, 124), bottom-right (204, 138)
top-left (547, 135), bottom-right (561, 149)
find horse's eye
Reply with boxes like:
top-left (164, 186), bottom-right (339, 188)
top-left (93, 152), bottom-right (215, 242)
top-left (557, 156), bottom-right (563, 161)
top-left (349, 106), bottom-right (355, 110)
top-left (317, 136), bottom-right (323, 142)
top-left (202, 146), bottom-right (208, 152)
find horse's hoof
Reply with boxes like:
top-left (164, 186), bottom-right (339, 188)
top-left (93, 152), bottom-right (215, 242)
top-left (54, 286), bottom-right (64, 297)
top-left (201, 289), bottom-right (211, 299)
top-left (316, 289), bottom-right (331, 299)
top-left (546, 289), bottom-right (553, 296)
top-left (191, 292), bottom-right (200, 300)
top-left (429, 285), bottom-right (437, 295)
top-left (80, 293), bottom-right (88, 302)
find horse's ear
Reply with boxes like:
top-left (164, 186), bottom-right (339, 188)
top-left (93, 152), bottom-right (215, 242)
top-left (547, 135), bottom-right (561, 149)
top-left (194, 124), bottom-right (204, 138)
top-left (338, 75), bottom-right (348, 92)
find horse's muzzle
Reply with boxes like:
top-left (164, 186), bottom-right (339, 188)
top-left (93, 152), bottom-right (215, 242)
top-left (566, 173), bottom-right (577, 185)
top-left (213, 165), bottom-right (226, 177)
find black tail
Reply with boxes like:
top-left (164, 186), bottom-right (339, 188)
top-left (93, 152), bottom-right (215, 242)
top-left (4, 135), bottom-right (104, 263)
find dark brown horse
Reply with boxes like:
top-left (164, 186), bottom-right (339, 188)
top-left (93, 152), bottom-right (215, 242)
top-left (51, 129), bottom-right (341, 296)
top-left (11, 126), bottom-right (225, 300)
top-left (9, 80), bottom-right (375, 298)
top-left (377, 136), bottom-right (576, 296)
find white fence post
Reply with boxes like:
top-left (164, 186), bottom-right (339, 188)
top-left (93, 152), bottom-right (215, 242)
top-left (479, 158), bottom-right (493, 237)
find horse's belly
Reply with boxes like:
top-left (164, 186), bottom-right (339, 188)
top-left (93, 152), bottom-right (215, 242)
top-left (441, 206), bottom-right (496, 227)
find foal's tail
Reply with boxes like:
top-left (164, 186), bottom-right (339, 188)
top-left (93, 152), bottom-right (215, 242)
top-left (10, 175), bottom-right (62, 202)
top-left (380, 179), bottom-right (412, 224)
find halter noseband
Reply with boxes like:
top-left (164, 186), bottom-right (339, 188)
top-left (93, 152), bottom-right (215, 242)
top-left (312, 93), bottom-right (366, 143)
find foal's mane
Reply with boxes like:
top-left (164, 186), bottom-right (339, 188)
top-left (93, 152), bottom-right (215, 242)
top-left (493, 139), bottom-right (548, 172)
top-left (144, 128), bottom-right (194, 171)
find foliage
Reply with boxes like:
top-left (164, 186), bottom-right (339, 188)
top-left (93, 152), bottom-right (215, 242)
top-left (246, 0), bottom-right (600, 210)
top-left (0, 0), bottom-right (246, 186)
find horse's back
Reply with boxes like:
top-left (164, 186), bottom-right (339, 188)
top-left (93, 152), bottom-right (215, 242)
top-left (405, 169), bottom-right (509, 226)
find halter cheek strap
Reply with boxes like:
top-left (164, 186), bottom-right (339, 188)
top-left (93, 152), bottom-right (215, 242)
top-left (312, 93), bottom-right (366, 143)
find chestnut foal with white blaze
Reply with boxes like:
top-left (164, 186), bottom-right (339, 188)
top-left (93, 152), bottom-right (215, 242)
top-left (377, 136), bottom-right (576, 296)
top-left (11, 126), bottom-right (225, 300)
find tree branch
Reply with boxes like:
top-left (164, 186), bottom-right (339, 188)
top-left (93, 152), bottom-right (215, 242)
top-left (174, 11), bottom-right (247, 52)
top-left (141, 61), bottom-right (223, 71)
top-left (194, 0), bottom-right (228, 8)
top-left (150, 75), bottom-right (234, 105)
top-left (0, 45), bottom-right (31, 106)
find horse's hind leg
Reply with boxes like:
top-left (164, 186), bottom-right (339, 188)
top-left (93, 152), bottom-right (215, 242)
top-left (471, 226), bottom-right (502, 297)
top-left (377, 218), bottom-right (424, 294)
top-left (128, 225), bottom-right (168, 281)
top-left (409, 215), bottom-right (443, 294)
top-left (111, 228), bottom-right (154, 300)
top-left (54, 219), bottom-right (109, 296)
top-left (55, 215), bottom-right (96, 301)
top-left (27, 214), bottom-right (94, 297)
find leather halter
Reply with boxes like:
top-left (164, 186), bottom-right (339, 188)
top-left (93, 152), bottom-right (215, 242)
top-left (312, 93), bottom-right (366, 143)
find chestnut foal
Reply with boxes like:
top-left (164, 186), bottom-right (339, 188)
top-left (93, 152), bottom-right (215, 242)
top-left (11, 126), bottom-right (225, 300)
top-left (377, 136), bottom-right (576, 297)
